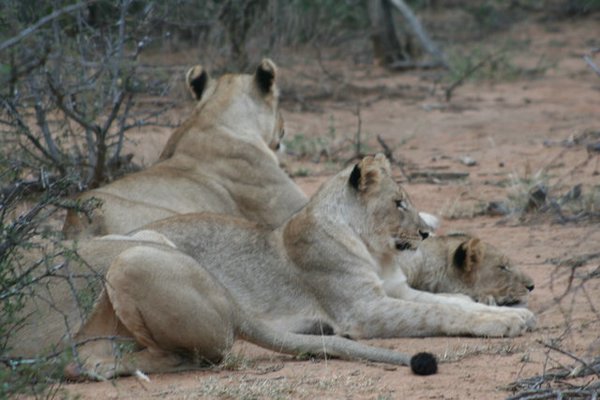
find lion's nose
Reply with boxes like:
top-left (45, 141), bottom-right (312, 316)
top-left (526, 284), bottom-right (535, 292)
top-left (419, 230), bottom-right (429, 240)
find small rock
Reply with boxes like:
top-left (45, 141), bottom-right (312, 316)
top-left (487, 201), bottom-right (510, 216)
top-left (459, 156), bottom-right (477, 167)
top-left (587, 142), bottom-right (600, 153)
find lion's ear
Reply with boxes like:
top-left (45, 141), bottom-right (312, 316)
top-left (186, 65), bottom-right (209, 100)
top-left (348, 154), bottom-right (390, 192)
top-left (255, 59), bottom-right (277, 94)
top-left (453, 238), bottom-right (483, 272)
top-left (349, 163), bottom-right (362, 190)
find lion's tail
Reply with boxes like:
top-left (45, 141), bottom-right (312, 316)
top-left (236, 318), bottom-right (437, 375)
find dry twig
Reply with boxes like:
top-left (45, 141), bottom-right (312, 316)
top-left (584, 48), bottom-right (600, 78)
top-left (445, 54), bottom-right (496, 101)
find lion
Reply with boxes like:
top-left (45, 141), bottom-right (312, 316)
top-left (391, 233), bottom-right (535, 307)
top-left (62, 59), bottom-right (307, 238)
top-left (9, 154), bottom-right (535, 380)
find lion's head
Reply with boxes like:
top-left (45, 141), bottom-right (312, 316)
top-left (416, 234), bottom-right (535, 306)
top-left (285, 153), bottom-right (431, 271)
top-left (160, 59), bottom-right (285, 160)
top-left (344, 154), bottom-right (431, 258)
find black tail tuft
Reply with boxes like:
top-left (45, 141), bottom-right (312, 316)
top-left (410, 352), bottom-right (438, 375)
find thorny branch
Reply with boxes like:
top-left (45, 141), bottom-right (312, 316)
top-left (539, 340), bottom-right (600, 379)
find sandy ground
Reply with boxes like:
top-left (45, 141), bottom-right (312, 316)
top-left (59, 16), bottom-right (599, 400)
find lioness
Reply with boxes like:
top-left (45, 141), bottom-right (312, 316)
top-left (9, 238), bottom-right (439, 379)
top-left (392, 233), bottom-right (535, 306)
top-left (62, 59), bottom-right (307, 238)
top-left (10, 154), bottom-right (534, 379)
top-left (138, 154), bottom-right (534, 340)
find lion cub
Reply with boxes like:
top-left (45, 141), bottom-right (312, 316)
top-left (400, 234), bottom-right (534, 306)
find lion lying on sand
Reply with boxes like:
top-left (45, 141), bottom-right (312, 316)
top-left (9, 155), bottom-right (535, 380)
top-left (392, 233), bottom-right (535, 306)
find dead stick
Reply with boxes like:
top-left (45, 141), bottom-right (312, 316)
top-left (538, 340), bottom-right (600, 378)
top-left (376, 135), bottom-right (395, 162)
top-left (584, 48), bottom-right (600, 77)
top-left (354, 104), bottom-right (362, 157)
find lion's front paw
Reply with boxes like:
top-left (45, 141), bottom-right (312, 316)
top-left (470, 308), bottom-right (536, 337)
top-left (513, 308), bottom-right (536, 330)
top-left (502, 308), bottom-right (536, 336)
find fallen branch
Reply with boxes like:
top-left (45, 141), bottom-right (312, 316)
top-left (539, 340), bottom-right (600, 379)
top-left (505, 355), bottom-right (600, 399)
top-left (408, 170), bottom-right (469, 183)
top-left (507, 387), bottom-right (600, 400)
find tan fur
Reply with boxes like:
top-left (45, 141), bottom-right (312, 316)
top-left (63, 59), bottom-right (307, 239)
top-left (395, 234), bottom-right (535, 306)
top-left (10, 155), bottom-right (535, 379)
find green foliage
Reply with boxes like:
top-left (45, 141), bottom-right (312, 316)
top-left (446, 46), bottom-right (550, 84)
top-left (284, 133), bottom-right (331, 159)
top-left (561, 0), bottom-right (600, 15)
top-left (286, 0), bottom-right (370, 42)
top-left (465, 2), bottom-right (511, 32)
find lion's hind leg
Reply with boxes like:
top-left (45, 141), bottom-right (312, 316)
top-left (70, 245), bottom-right (237, 379)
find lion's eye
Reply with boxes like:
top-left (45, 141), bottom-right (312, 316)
top-left (396, 200), bottom-right (408, 210)
top-left (499, 265), bottom-right (509, 271)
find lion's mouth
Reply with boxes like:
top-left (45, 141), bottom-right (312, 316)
top-left (497, 298), bottom-right (529, 307)
top-left (498, 299), bottom-right (521, 306)
top-left (393, 236), bottom-right (420, 251)
top-left (395, 241), bottom-right (412, 251)
top-left (477, 295), bottom-right (528, 307)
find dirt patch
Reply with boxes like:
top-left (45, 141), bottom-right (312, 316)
top-left (60, 16), bottom-right (599, 400)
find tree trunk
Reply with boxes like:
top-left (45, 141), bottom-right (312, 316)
top-left (368, 0), bottom-right (407, 65)
top-left (387, 0), bottom-right (447, 68)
